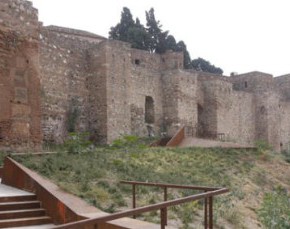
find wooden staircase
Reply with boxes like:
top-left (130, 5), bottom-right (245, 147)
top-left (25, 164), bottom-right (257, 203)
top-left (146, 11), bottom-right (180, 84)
top-left (0, 194), bottom-right (54, 228)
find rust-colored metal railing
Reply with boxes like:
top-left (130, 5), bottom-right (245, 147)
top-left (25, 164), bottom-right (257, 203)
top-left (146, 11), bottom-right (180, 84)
top-left (53, 181), bottom-right (229, 229)
top-left (120, 181), bottom-right (227, 229)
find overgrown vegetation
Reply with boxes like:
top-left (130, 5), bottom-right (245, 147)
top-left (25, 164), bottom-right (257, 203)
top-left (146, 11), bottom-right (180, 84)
top-left (0, 151), bottom-right (8, 166)
top-left (63, 132), bottom-right (93, 154)
top-left (10, 136), bottom-right (290, 228)
top-left (282, 149), bottom-right (290, 163)
top-left (258, 187), bottom-right (290, 229)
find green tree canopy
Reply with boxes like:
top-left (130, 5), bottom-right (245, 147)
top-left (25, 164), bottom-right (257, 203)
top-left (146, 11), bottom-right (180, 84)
top-left (176, 41), bottom-right (192, 69)
top-left (127, 18), bottom-right (150, 50)
top-left (109, 7), bottom-right (135, 41)
top-left (109, 7), bottom-right (224, 74)
top-left (165, 35), bottom-right (177, 51)
top-left (191, 57), bottom-right (223, 75)
top-left (145, 8), bottom-right (169, 53)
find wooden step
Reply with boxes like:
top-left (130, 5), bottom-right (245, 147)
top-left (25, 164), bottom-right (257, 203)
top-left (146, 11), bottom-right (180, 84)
top-left (0, 201), bottom-right (40, 211)
top-left (0, 208), bottom-right (46, 220)
top-left (0, 195), bottom-right (36, 203)
top-left (0, 216), bottom-right (51, 228)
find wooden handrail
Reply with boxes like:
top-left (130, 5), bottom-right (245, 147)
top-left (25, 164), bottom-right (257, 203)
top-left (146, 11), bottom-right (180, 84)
top-left (52, 187), bottom-right (229, 229)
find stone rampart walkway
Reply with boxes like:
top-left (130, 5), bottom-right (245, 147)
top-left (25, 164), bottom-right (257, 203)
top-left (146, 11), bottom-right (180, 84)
top-left (179, 137), bottom-right (255, 149)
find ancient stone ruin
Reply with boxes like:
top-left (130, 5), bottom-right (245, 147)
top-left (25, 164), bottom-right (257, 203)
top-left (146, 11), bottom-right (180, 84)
top-left (1, 0), bottom-right (290, 151)
top-left (0, 0), bottom-right (41, 150)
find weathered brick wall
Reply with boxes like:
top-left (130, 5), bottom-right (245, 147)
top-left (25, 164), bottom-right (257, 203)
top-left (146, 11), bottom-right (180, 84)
top-left (198, 80), bottom-right (218, 137)
top-left (39, 26), bottom-right (105, 143)
top-left (274, 75), bottom-right (290, 151)
top-left (160, 70), bottom-right (197, 136)
top-left (161, 71), bottom-right (180, 136)
top-left (215, 81), bottom-right (255, 144)
top-left (274, 74), bottom-right (290, 100)
top-left (0, 0), bottom-right (41, 150)
top-left (39, 35), bottom-right (183, 144)
top-left (197, 74), bottom-right (256, 145)
top-left (130, 49), bottom-right (164, 137)
top-left (231, 72), bottom-right (281, 150)
top-left (213, 80), bottom-right (233, 137)
top-left (105, 41), bottom-right (132, 143)
top-left (266, 93), bottom-right (281, 151)
top-left (230, 91), bottom-right (255, 144)
top-left (195, 72), bottom-right (233, 138)
top-left (86, 42), bottom-right (108, 144)
top-left (0, 0), bottom-right (39, 38)
top-left (254, 92), bottom-right (281, 151)
top-left (160, 51), bottom-right (184, 70)
top-left (231, 71), bottom-right (274, 93)
top-left (279, 101), bottom-right (290, 151)
top-left (175, 70), bottom-right (197, 134)
top-left (3, 0), bottom-right (290, 151)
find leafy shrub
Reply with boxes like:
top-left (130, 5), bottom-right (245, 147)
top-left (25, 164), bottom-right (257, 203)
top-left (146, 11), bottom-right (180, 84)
top-left (282, 150), bottom-right (290, 163)
top-left (111, 135), bottom-right (145, 149)
top-left (258, 187), bottom-right (290, 229)
top-left (67, 105), bottom-right (79, 132)
top-left (177, 201), bottom-right (199, 227)
top-left (215, 195), bottom-right (244, 227)
top-left (64, 132), bottom-right (93, 154)
top-left (255, 140), bottom-right (272, 152)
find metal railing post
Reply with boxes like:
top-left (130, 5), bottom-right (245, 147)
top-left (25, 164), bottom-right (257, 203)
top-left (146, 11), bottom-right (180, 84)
top-left (160, 208), bottom-right (166, 229)
top-left (163, 187), bottom-right (168, 226)
top-left (133, 184), bottom-right (136, 219)
top-left (209, 196), bottom-right (213, 229)
top-left (204, 196), bottom-right (208, 229)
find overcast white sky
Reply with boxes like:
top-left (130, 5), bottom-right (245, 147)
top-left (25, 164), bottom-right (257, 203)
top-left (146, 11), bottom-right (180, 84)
top-left (30, 0), bottom-right (290, 76)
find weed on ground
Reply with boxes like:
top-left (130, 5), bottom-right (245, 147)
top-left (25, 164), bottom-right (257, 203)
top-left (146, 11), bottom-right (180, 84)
top-left (11, 137), bottom-right (290, 228)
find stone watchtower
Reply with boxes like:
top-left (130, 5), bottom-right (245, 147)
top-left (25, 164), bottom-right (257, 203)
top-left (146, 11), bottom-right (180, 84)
top-left (0, 0), bottom-right (42, 150)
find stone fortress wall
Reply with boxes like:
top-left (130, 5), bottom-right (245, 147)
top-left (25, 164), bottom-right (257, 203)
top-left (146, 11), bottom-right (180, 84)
top-left (0, 0), bottom-right (41, 150)
top-left (1, 0), bottom-right (290, 152)
top-left (39, 25), bottom-right (105, 143)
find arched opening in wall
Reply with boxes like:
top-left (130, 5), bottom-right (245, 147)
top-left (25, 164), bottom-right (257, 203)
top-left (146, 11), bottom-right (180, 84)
top-left (197, 104), bottom-right (204, 137)
top-left (145, 96), bottom-right (155, 124)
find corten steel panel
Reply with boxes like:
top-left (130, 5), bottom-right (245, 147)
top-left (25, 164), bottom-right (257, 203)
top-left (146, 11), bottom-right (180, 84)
top-left (2, 157), bottom-right (84, 225)
top-left (1, 157), bottom-right (147, 229)
top-left (166, 126), bottom-right (185, 147)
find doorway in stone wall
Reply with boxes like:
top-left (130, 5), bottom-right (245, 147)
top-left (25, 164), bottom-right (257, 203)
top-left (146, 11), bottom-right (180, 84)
top-left (197, 103), bottom-right (204, 137)
top-left (145, 96), bottom-right (155, 137)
